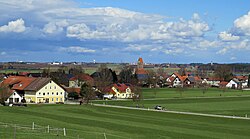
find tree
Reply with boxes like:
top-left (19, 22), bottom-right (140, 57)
top-left (80, 83), bottom-right (94, 104)
top-left (0, 86), bottom-right (9, 105)
top-left (119, 66), bottom-right (135, 84)
top-left (248, 74), bottom-right (250, 88)
top-left (93, 64), bottom-right (115, 93)
top-left (132, 86), bottom-right (143, 107)
top-left (214, 65), bottom-right (233, 81)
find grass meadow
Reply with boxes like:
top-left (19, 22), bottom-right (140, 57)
top-left (1, 104), bottom-right (250, 139)
top-left (1, 88), bottom-right (250, 139)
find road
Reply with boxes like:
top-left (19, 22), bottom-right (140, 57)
top-left (92, 103), bottom-right (250, 120)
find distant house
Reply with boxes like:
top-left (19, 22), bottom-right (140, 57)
top-left (5, 90), bottom-right (24, 104)
top-left (107, 83), bottom-right (134, 99)
top-left (183, 76), bottom-right (202, 87)
top-left (226, 78), bottom-right (248, 89)
top-left (1, 76), bottom-right (66, 104)
top-left (173, 75), bottom-right (188, 87)
top-left (202, 78), bottom-right (222, 87)
top-left (69, 74), bottom-right (94, 88)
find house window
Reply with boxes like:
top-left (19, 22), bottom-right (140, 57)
top-left (45, 87), bottom-right (47, 89)
top-left (122, 94), bottom-right (125, 96)
top-left (60, 98), bottom-right (62, 101)
top-left (117, 94), bottom-right (119, 96)
top-left (52, 98), bottom-right (54, 101)
top-left (56, 98), bottom-right (58, 101)
top-left (52, 92), bottom-right (54, 95)
top-left (56, 92), bottom-right (58, 95)
top-left (43, 93), bottom-right (45, 96)
top-left (54, 86), bottom-right (56, 89)
top-left (60, 92), bottom-right (63, 95)
top-left (50, 81), bottom-right (52, 83)
top-left (47, 92), bottom-right (49, 95)
top-left (50, 86), bottom-right (51, 89)
top-left (39, 92), bottom-right (41, 95)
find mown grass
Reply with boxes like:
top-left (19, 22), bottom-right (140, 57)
top-left (1, 104), bottom-right (250, 139)
top-left (142, 88), bottom-right (250, 99)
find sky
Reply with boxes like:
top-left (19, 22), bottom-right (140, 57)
top-left (0, 0), bottom-right (250, 63)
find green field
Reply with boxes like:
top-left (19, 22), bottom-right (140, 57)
top-left (142, 88), bottom-right (250, 99)
top-left (1, 88), bottom-right (250, 139)
top-left (1, 104), bottom-right (250, 139)
top-left (94, 88), bottom-right (250, 117)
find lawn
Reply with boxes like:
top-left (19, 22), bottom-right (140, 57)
top-left (1, 104), bottom-right (250, 139)
top-left (142, 88), bottom-right (250, 99)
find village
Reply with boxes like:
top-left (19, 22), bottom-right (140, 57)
top-left (0, 57), bottom-right (249, 105)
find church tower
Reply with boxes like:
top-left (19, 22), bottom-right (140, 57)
top-left (137, 57), bottom-right (144, 69)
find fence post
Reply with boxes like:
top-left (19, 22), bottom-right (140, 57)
top-left (63, 128), bottom-right (66, 136)
top-left (13, 124), bottom-right (16, 139)
top-left (32, 122), bottom-right (35, 130)
top-left (104, 132), bottom-right (107, 139)
top-left (47, 125), bottom-right (50, 133)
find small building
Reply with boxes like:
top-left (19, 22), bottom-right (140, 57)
top-left (107, 83), bottom-right (134, 99)
top-left (226, 78), bottom-right (248, 89)
top-left (69, 74), bottom-right (94, 88)
top-left (5, 91), bottom-right (24, 104)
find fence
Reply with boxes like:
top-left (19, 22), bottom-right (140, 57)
top-left (0, 122), bottom-right (128, 139)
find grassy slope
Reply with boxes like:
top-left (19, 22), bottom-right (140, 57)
top-left (1, 105), bottom-right (250, 139)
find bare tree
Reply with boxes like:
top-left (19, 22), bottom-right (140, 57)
top-left (93, 64), bottom-right (115, 93)
top-left (80, 83), bottom-right (95, 104)
top-left (0, 86), bottom-right (9, 105)
top-left (132, 86), bottom-right (143, 107)
top-left (214, 65), bottom-right (233, 81)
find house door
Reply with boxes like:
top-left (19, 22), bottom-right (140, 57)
top-left (45, 98), bottom-right (49, 103)
top-left (232, 84), bottom-right (236, 89)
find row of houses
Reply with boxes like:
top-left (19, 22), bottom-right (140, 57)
top-left (165, 72), bottom-right (249, 89)
top-left (0, 75), bottom-right (134, 104)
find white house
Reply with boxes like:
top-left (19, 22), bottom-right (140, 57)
top-left (6, 91), bottom-right (24, 104)
top-left (226, 78), bottom-right (248, 89)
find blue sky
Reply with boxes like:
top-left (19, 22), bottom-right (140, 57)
top-left (0, 0), bottom-right (250, 63)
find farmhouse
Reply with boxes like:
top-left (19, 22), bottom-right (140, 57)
top-left (107, 83), bottom-right (134, 99)
top-left (226, 78), bottom-right (248, 89)
top-left (1, 76), bottom-right (66, 104)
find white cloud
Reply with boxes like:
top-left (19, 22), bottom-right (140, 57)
top-left (234, 11), bottom-right (250, 36)
top-left (218, 31), bottom-right (240, 41)
top-left (59, 46), bottom-right (96, 53)
top-left (0, 52), bottom-right (6, 55)
top-left (217, 39), bottom-right (250, 55)
top-left (43, 20), bottom-right (69, 34)
top-left (0, 18), bottom-right (25, 33)
top-left (230, 57), bottom-right (236, 60)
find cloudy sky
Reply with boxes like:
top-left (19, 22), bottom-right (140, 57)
top-left (0, 0), bottom-right (250, 63)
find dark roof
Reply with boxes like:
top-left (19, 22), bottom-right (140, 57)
top-left (24, 77), bottom-right (51, 91)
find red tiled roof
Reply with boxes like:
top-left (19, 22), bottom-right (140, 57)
top-left (109, 83), bottom-right (132, 94)
top-left (64, 87), bottom-right (81, 94)
top-left (234, 76), bottom-right (248, 81)
top-left (1, 76), bottom-right (36, 90)
top-left (69, 74), bottom-right (94, 81)
top-left (136, 68), bottom-right (148, 75)
top-left (219, 81), bottom-right (228, 86)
